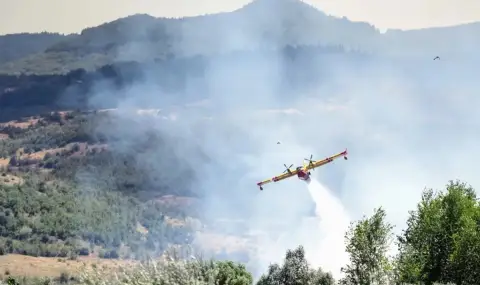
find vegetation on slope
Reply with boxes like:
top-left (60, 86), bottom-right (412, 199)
top-left (1, 0), bottom-right (479, 76)
top-left (0, 44), bottom-right (362, 122)
top-left (0, 2), bottom-right (478, 284)
top-left (0, 111), bottom-right (200, 262)
top-left (0, 0), bottom-right (379, 75)
top-left (5, 179), bottom-right (479, 285)
top-left (1, 120), bottom-right (479, 285)
top-left (0, 33), bottom-right (67, 66)
top-left (0, 96), bottom-right (479, 285)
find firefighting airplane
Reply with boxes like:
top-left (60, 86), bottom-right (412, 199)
top-left (256, 149), bottom-right (348, 190)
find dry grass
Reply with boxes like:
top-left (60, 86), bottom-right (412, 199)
top-left (76, 254), bottom-right (244, 285)
top-left (165, 216), bottom-right (187, 227)
top-left (0, 254), bottom-right (459, 285)
top-left (14, 143), bottom-right (109, 161)
top-left (0, 254), bottom-right (136, 278)
top-left (68, 142), bottom-right (109, 157)
top-left (0, 173), bottom-right (23, 186)
top-left (20, 148), bottom-right (64, 160)
top-left (0, 118), bottom-right (39, 129)
top-left (0, 158), bottom-right (9, 167)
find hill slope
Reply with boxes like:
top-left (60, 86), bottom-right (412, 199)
top-left (383, 21), bottom-right (480, 56)
top-left (0, 0), bottom-right (380, 75)
top-left (1, 0), bottom-right (479, 75)
top-left (0, 111), bottom-right (203, 260)
top-left (0, 33), bottom-right (67, 65)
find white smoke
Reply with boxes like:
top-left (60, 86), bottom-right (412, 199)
top-left (246, 176), bottom-right (350, 280)
top-left (305, 178), bottom-right (351, 279)
top-left (79, 2), bottom-right (480, 281)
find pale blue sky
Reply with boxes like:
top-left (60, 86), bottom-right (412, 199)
top-left (1, 0), bottom-right (480, 35)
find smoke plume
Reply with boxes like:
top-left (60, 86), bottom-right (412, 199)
top-left (306, 179), bottom-right (350, 278)
top-left (75, 1), bottom-right (480, 282)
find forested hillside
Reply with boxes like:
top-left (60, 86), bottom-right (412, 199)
top-left (0, 0), bottom-right (379, 75)
top-left (0, 33), bottom-right (67, 65)
top-left (0, 111), bottom-right (202, 260)
top-left (1, 0), bottom-right (480, 76)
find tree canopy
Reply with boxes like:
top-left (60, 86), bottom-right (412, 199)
top-left (395, 180), bottom-right (480, 285)
top-left (341, 207), bottom-right (394, 285)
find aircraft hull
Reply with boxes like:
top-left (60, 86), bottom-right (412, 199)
top-left (297, 171), bottom-right (311, 182)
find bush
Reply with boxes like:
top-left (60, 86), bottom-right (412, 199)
top-left (78, 256), bottom-right (253, 285)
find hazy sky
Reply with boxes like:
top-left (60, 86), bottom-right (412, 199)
top-left (2, 0), bottom-right (480, 35)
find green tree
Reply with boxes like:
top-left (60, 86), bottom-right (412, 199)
top-left (256, 245), bottom-right (335, 285)
top-left (216, 260), bottom-right (253, 285)
top-left (450, 211), bottom-right (480, 285)
top-left (340, 207), bottom-right (394, 285)
top-left (396, 180), bottom-right (480, 285)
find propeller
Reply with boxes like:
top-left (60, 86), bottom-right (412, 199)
top-left (283, 164), bottom-right (294, 173)
top-left (304, 154), bottom-right (315, 169)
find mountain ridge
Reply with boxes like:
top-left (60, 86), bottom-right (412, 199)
top-left (0, 0), bottom-right (478, 75)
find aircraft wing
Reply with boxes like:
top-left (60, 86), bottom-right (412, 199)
top-left (257, 169), bottom-right (298, 190)
top-left (305, 149), bottom-right (348, 171)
